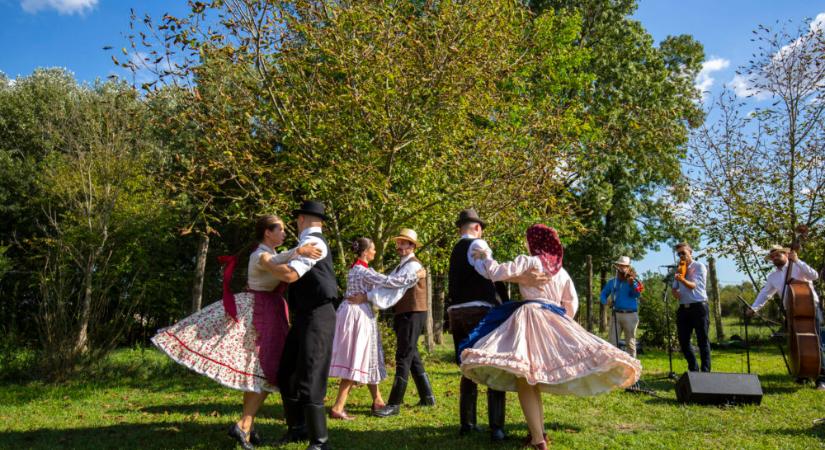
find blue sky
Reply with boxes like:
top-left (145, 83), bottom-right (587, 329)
top-left (2, 0), bottom-right (823, 286)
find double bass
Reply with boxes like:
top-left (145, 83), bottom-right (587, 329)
top-left (781, 226), bottom-right (821, 379)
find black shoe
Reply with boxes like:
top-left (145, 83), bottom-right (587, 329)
top-left (412, 372), bottom-right (436, 406)
top-left (249, 429), bottom-right (262, 446)
top-left (228, 424), bottom-right (255, 450)
top-left (459, 424), bottom-right (482, 436)
top-left (816, 379), bottom-right (825, 391)
top-left (374, 376), bottom-right (407, 418)
top-left (304, 404), bottom-right (330, 450)
top-left (373, 404), bottom-right (401, 418)
top-left (490, 428), bottom-right (507, 442)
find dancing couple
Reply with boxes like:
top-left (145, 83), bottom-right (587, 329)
top-left (453, 209), bottom-right (641, 449)
top-left (153, 201), bottom-right (339, 450)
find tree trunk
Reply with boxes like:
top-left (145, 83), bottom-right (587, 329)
top-left (708, 256), bottom-right (725, 343)
top-left (74, 257), bottom-right (93, 355)
top-left (586, 255), bottom-right (593, 332)
top-left (599, 269), bottom-right (607, 333)
top-left (425, 270), bottom-right (434, 352)
top-left (191, 233), bottom-right (209, 313)
top-left (433, 273), bottom-right (444, 345)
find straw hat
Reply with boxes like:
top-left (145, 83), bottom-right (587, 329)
top-left (392, 228), bottom-right (421, 247)
top-left (765, 244), bottom-right (790, 260)
top-left (613, 256), bottom-right (631, 266)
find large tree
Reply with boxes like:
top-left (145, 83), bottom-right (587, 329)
top-left (688, 18), bottom-right (825, 287)
top-left (532, 0), bottom-right (705, 329)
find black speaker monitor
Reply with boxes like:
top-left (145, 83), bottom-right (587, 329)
top-left (675, 372), bottom-right (762, 406)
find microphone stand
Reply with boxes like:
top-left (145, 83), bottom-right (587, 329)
top-left (656, 269), bottom-right (678, 381)
top-left (738, 298), bottom-right (751, 374)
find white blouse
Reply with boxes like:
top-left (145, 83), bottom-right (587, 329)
top-left (479, 254), bottom-right (578, 318)
top-left (247, 243), bottom-right (297, 291)
top-left (346, 264), bottom-right (419, 310)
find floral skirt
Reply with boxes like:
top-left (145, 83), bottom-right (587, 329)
top-left (328, 301), bottom-right (386, 384)
top-left (151, 290), bottom-right (289, 392)
top-left (460, 301), bottom-right (641, 395)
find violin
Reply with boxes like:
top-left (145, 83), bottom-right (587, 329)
top-left (782, 225), bottom-right (821, 378)
top-left (676, 257), bottom-right (688, 279)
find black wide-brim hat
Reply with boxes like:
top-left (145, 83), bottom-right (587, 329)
top-left (292, 200), bottom-right (330, 221)
top-left (455, 208), bottom-right (486, 228)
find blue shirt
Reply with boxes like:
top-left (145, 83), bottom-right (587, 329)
top-left (600, 277), bottom-right (641, 312)
top-left (672, 261), bottom-right (708, 304)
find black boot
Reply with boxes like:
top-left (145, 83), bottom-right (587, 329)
top-left (487, 389), bottom-right (506, 441)
top-left (412, 372), bottom-right (436, 406)
top-left (304, 404), bottom-right (330, 450)
top-left (373, 376), bottom-right (407, 418)
top-left (459, 377), bottom-right (480, 435)
top-left (277, 397), bottom-right (307, 445)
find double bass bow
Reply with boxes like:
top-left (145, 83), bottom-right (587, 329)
top-left (780, 225), bottom-right (821, 379)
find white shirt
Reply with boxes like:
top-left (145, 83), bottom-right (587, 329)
top-left (247, 243), bottom-right (296, 291)
top-left (751, 260), bottom-right (820, 312)
top-left (462, 234), bottom-right (494, 277)
top-left (478, 254), bottom-right (578, 319)
top-left (368, 252), bottom-right (423, 309)
top-left (287, 226), bottom-right (329, 278)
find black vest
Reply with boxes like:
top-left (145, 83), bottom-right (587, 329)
top-left (287, 232), bottom-right (339, 313)
top-left (448, 238), bottom-right (504, 306)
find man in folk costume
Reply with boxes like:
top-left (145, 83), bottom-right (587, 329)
top-left (276, 201), bottom-right (338, 450)
top-left (372, 228), bottom-right (437, 417)
top-left (446, 208), bottom-right (546, 442)
top-left (746, 245), bottom-right (825, 390)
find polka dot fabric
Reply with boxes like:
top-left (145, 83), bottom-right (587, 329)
top-left (526, 224), bottom-right (563, 276)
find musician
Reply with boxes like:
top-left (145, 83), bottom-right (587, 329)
top-left (671, 242), bottom-right (712, 372)
top-left (600, 256), bottom-right (644, 358)
top-left (746, 245), bottom-right (824, 390)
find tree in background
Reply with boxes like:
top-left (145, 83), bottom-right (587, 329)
top-left (532, 0), bottom-right (705, 329)
top-left (689, 18), bottom-right (825, 288)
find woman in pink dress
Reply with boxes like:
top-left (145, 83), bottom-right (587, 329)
top-left (152, 215), bottom-right (321, 449)
top-left (328, 237), bottom-right (426, 420)
top-left (459, 224), bottom-right (641, 449)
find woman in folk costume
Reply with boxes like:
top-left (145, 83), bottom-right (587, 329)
top-left (328, 237), bottom-right (426, 420)
top-left (459, 224), bottom-right (641, 449)
top-left (152, 215), bottom-right (322, 449)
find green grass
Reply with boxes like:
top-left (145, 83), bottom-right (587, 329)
top-left (0, 335), bottom-right (823, 449)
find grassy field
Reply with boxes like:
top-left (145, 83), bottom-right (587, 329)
top-left (1, 334), bottom-right (823, 450)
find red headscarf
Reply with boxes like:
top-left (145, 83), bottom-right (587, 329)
top-left (526, 224), bottom-right (564, 276)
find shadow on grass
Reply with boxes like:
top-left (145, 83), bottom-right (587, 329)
top-left (0, 421), bottom-right (548, 450)
top-left (764, 423), bottom-right (825, 440)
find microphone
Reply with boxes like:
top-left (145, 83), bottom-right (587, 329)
top-left (659, 264), bottom-right (677, 268)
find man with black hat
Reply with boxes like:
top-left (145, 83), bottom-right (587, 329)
top-left (371, 228), bottom-right (437, 418)
top-left (447, 208), bottom-right (545, 442)
top-left (276, 200), bottom-right (338, 450)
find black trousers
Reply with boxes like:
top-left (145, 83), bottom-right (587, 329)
top-left (676, 302), bottom-right (711, 372)
top-left (278, 303), bottom-right (336, 407)
top-left (393, 311), bottom-right (427, 380)
top-left (449, 306), bottom-right (505, 429)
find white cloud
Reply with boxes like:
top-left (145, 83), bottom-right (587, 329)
top-left (695, 57), bottom-right (730, 101)
top-left (21, 0), bottom-right (98, 15)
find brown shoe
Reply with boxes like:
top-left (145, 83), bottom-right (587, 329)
top-left (329, 409), bottom-right (355, 420)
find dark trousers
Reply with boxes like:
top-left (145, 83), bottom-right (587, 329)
top-left (393, 311), bottom-right (427, 380)
top-left (816, 306), bottom-right (825, 381)
top-left (449, 306), bottom-right (505, 430)
top-left (676, 302), bottom-right (711, 372)
top-left (278, 303), bottom-right (336, 410)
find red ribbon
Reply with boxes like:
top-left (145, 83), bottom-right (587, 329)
top-left (217, 255), bottom-right (239, 322)
top-left (350, 259), bottom-right (369, 269)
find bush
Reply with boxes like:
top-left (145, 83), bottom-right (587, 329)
top-left (637, 274), bottom-right (678, 349)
